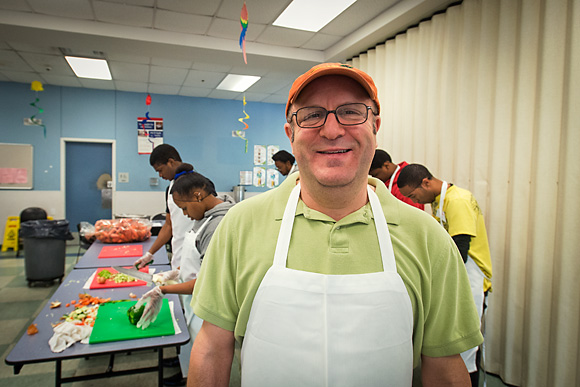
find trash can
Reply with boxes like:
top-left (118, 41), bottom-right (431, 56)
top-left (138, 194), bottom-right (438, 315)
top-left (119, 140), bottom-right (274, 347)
top-left (19, 219), bottom-right (74, 286)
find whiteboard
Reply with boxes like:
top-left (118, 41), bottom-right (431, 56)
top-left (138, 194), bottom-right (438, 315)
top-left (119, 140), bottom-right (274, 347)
top-left (0, 143), bottom-right (33, 189)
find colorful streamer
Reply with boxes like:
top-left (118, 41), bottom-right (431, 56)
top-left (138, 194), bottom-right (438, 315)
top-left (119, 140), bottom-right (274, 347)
top-left (29, 81), bottom-right (47, 137)
top-left (234, 95), bottom-right (250, 152)
top-left (240, 2), bottom-right (248, 64)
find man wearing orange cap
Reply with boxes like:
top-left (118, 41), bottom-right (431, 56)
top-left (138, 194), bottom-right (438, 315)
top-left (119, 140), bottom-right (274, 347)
top-left (189, 63), bottom-right (482, 386)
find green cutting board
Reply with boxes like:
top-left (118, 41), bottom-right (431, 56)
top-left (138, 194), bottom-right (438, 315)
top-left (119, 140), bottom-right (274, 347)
top-left (89, 299), bottom-right (175, 344)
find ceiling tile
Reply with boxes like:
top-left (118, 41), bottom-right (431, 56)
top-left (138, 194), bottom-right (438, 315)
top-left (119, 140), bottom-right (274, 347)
top-left (109, 61), bottom-right (149, 82)
top-left (0, 50), bottom-right (34, 71)
top-left (78, 78), bottom-right (116, 90)
top-left (93, 1), bottom-right (154, 27)
top-left (149, 66), bottom-right (188, 85)
top-left (107, 53), bottom-right (151, 65)
top-left (0, 73), bottom-right (10, 81)
top-left (216, 0), bottom-right (288, 25)
top-left (192, 62), bottom-right (232, 73)
top-left (157, 0), bottom-right (220, 16)
top-left (26, 0), bottom-right (94, 20)
top-left (115, 80), bottom-right (149, 93)
top-left (246, 77), bottom-right (291, 94)
top-left (150, 57), bottom-right (193, 69)
top-left (0, 70), bottom-right (43, 84)
top-left (236, 92), bottom-right (271, 102)
top-left (255, 26), bottom-right (314, 48)
top-left (178, 86), bottom-right (212, 98)
top-left (301, 33), bottom-right (343, 51)
top-left (41, 74), bottom-right (83, 88)
top-left (183, 70), bottom-right (225, 89)
top-left (207, 89), bottom-right (238, 100)
top-left (321, 0), bottom-right (398, 36)
top-left (19, 53), bottom-right (74, 76)
top-left (154, 9), bottom-right (212, 34)
top-left (0, 0), bottom-right (32, 12)
top-left (6, 42), bottom-right (62, 55)
top-left (101, 0), bottom-right (154, 6)
top-left (148, 83), bottom-right (180, 95)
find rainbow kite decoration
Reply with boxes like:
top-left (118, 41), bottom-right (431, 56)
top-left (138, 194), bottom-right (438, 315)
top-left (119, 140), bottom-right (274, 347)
top-left (240, 2), bottom-right (248, 64)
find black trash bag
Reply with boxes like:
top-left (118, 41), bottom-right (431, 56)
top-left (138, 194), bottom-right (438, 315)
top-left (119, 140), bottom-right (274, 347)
top-left (19, 219), bottom-right (74, 240)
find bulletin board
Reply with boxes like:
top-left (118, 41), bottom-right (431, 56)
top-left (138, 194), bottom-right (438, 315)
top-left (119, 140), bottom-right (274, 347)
top-left (0, 143), bottom-right (33, 189)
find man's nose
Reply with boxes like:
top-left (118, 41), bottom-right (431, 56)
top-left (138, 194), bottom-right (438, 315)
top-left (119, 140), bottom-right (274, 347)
top-left (319, 112), bottom-right (345, 139)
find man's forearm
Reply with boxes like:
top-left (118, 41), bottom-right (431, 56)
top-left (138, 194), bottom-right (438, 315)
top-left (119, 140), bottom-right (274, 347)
top-left (188, 322), bottom-right (234, 387)
top-left (421, 354), bottom-right (470, 387)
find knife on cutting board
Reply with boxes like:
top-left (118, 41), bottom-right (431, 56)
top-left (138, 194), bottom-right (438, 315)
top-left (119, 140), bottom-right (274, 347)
top-left (113, 266), bottom-right (155, 286)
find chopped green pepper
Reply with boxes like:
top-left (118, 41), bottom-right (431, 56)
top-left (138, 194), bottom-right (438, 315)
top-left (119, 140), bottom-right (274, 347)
top-left (127, 304), bottom-right (145, 325)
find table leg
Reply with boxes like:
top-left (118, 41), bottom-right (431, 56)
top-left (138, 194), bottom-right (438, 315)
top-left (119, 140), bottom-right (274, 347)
top-left (158, 348), bottom-right (164, 386)
top-left (55, 359), bottom-right (62, 387)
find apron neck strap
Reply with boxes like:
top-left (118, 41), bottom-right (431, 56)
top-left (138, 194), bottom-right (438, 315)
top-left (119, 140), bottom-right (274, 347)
top-left (436, 181), bottom-right (448, 226)
top-left (273, 183), bottom-right (397, 273)
top-left (388, 164), bottom-right (401, 192)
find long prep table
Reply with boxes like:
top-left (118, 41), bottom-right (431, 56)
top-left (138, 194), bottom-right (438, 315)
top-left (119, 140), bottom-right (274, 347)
top-left (5, 266), bottom-right (190, 386)
top-left (75, 236), bottom-right (170, 269)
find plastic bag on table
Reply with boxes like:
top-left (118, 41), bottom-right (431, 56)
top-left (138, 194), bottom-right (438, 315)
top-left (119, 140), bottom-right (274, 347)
top-left (79, 221), bottom-right (96, 243)
top-left (94, 218), bottom-right (152, 243)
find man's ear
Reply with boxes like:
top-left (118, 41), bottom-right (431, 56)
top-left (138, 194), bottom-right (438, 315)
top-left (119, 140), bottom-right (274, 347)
top-left (420, 177), bottom-right (431, 189)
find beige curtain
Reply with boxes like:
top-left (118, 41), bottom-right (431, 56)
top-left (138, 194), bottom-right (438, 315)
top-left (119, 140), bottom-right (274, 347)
top-left (350, 0), bottom-right (580, 385)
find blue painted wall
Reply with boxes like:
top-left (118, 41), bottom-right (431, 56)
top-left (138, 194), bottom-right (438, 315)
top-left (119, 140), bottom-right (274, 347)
top-left (0, 81), bottom-right (291, 193)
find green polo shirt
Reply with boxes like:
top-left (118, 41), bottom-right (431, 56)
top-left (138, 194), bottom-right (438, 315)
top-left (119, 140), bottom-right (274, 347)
top-left (192, 174), bottom-right (483, 367)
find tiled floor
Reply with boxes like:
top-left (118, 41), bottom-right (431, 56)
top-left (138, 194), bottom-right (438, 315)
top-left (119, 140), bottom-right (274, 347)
top-left (1, 239), bottom-right (511, 387)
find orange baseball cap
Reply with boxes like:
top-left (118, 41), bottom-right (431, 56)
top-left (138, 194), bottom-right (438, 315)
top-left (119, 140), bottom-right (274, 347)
top-left (285, 63), bottom-right (380, 117)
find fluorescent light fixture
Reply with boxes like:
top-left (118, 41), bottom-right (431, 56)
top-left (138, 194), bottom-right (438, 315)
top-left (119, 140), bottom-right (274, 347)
top-left (217, 74), bottom-right (261, 92)
top-left (65, 56), bottom-right (112, 80)
top-left (273, 0), bottom-right (357, 32)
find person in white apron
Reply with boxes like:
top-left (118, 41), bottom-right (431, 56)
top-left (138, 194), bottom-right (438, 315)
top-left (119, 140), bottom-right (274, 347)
top-left (398, 164), bottom-right (493, 387)
top-left (134, 144), bottom-right (195, 271)
top-left (135, 168), bottom-right (235, 386)
top-left (241, 183), bottom-right (414, 386)
top-left (188, 63), bottom-right (481, 386)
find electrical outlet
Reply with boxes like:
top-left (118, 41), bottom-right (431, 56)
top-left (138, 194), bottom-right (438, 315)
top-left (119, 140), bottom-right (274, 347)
top-left (118, 172), bottom-right (129, 183)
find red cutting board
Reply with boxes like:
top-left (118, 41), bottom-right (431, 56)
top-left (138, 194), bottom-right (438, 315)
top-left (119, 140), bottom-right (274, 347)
top-left (98, 244), bottom-right (143, 258)
top-left (89, 267), bottom-right (150, 289)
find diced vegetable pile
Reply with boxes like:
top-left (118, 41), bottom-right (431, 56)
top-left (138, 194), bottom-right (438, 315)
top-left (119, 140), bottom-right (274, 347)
top-left (60, 293), bottom-right (111, 327)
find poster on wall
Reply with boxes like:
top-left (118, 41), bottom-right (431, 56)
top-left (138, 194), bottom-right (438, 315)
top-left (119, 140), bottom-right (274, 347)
top-left (138, 117), bottom-right (164, 154)
top-left (267, 145), bottom-right (279, 165)
top-left (253, 167), bottom-right (265, 187)
top-left (254, 145), bottom-right (266, 165)
top-left (240, 171), bottom-right (252, 186)
top-left (267, 168), bottom-right (279, 189)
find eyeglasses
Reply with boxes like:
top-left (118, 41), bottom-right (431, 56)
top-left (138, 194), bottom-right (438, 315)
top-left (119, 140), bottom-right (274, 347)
top-left (289, 103), bottom-right (376, 129)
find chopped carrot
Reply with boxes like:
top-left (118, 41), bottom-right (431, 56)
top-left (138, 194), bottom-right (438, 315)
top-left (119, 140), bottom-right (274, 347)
top-left (66, 303), bottom-right (70, 307)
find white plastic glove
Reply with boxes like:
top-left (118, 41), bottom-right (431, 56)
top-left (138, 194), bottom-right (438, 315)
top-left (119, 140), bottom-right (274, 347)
top-left (135, 286), bottom-right (164, 330)
top-left (152, 269), bottom-right (180, 286)
top-left (134, 251), bottom-right (154, 269)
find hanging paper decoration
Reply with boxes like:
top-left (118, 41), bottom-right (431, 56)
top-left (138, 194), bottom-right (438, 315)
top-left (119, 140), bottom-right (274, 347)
top-left (140, 94), bottom-right (155, 148)
top-left (29, 81), bottom-right (47, 137)
top-left (232, 95), bottom-right (250, 152)
top-left (239, 2), bottom-right (248, 64)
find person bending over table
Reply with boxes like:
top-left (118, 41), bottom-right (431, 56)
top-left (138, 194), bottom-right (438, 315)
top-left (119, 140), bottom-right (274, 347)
top-left (134, 144), bottom-right (195, 271)
top-left (188, 63), bottom-right (483, 387)
top-left (135, 166), bottom-right (235, 386)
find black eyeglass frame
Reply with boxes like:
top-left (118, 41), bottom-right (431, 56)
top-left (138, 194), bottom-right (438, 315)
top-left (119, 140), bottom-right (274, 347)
top-left (288, 103), bottom-right (377, 129)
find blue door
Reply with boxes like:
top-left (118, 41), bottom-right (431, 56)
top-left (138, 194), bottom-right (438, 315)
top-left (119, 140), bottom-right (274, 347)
top-left (65, 142), bottom-right (112, 228)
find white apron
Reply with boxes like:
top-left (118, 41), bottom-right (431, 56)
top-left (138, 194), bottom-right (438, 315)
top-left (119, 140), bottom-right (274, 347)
top-left (177, 216), bottom-right (211, 375)
top-left (167, 180), bottom-right (195, 270)
top-left (437, 182), bottom-right (485, 373)
top-left (387, 164), bottom-right (401, 192)
top-left (241, 184), bottom-right (414, 387)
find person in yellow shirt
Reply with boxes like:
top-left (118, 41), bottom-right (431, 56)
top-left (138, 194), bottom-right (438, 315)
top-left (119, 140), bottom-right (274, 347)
top-left (398, 163), bottom-right (492, 387)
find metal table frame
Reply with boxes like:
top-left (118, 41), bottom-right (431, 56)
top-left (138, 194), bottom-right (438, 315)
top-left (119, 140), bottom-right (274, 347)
top-left (5, 266), bottom-right (190, 386)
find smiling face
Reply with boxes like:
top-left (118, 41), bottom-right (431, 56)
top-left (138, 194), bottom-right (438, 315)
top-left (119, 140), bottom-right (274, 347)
top-left (285, 75), bottom-right (380, 191)
top-left (172, 191), bottom-right (208, 221)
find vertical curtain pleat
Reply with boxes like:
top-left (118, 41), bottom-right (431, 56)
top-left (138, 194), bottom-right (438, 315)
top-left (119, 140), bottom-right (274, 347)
top-left (350, 0), bottom-right (580, 385)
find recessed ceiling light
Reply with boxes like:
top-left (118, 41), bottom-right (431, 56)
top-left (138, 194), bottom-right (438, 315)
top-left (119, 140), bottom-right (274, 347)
top-left (217, 74), bottom-right (261, 92)
top-left (65, 56), bottom-right (112, 80)
top-left (273, 0), bottom-right (357, 32)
